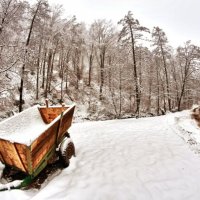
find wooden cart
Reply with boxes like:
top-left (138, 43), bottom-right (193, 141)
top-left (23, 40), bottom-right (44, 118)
top-left (0, 103), bottom-right (76, 190)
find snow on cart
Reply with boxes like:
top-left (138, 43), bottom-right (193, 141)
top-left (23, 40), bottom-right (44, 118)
top-left (0, 102), bottom-right (76, 191)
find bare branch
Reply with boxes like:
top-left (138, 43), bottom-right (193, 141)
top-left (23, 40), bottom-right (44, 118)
top-left (0, 59), bottom-right (19, 73)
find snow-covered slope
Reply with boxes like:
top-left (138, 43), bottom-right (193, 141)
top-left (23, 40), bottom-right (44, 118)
top-left (168, 110), bottom-right (200, 154)
top-left (1, 112), bottom-right (200, 200)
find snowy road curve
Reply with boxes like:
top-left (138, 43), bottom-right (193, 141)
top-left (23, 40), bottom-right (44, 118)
top-left (1, 115), bottom-right (200, 200)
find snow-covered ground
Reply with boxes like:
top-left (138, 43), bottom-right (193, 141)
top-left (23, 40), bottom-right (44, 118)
top-left (1, 111), bottom-right (200, 199)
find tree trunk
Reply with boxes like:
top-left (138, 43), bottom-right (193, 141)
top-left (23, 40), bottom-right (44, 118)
top-left (119, 64), bottom-right (122, 117)
top-left (36, 43), bottom-right (42, 100)
top-left (19, 64), bottom-right (24, 112)
top-left (156, 60), bottom-right (160, 115)
top-left (48, 48), bottom-right (56, 92)
top-left (108, 64), bottom-right (118, 117)
top-left (41, 49), bottom-right (47, 89)
top-left (159, 35), bottom-right (171, 111)
top-left (178, 76), bottom-right (186, 111)
top-left (99, 47), bottom-right (105, 100)
top-left (129, 24), bottom-right (140, 116)
top-left (60, 49), bottom-right (64, 102)
top-left (177, 61), bottom-right (190, 111)
top-left (88, 44), bottom-right (94, 86)
top-left (45, 50), bottom-right (52, 98)
top-left (65, 50), bottom-right (70, 92)
top-left (171, 61), bottom-right (179, 110)
top-left (19, 0), bottom-right (42, 111)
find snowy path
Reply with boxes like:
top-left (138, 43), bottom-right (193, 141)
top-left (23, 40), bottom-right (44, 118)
top-left (2, 115), bottom-right (200, 199)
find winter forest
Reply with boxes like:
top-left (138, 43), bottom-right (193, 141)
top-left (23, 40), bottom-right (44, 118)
top-left (1, 0), bottom-right (200, 120)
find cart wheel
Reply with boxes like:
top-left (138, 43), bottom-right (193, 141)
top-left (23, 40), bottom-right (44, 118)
top-left (59, 138), bottom-right (75, 167)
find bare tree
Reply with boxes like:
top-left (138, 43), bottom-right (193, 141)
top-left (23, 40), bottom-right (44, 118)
top-left (19, 0), bottom-right (47, 112)
top-left (176, 41), bottom-right (199, 111)
top-left (90, 19), bottom-right (115, 100)
top-left (118, 11), bottom-right (149, 117)
top-left (0, 0), bottom-right (25, 36)
top-left (152, 26), bottom-right (172, 111)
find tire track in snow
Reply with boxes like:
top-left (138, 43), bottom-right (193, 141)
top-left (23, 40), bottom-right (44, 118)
top-left (2, 115), bottom-right (200, 200)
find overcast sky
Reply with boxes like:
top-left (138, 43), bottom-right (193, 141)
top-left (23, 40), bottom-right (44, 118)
top-left (47, 0), bottom-right (200, 48)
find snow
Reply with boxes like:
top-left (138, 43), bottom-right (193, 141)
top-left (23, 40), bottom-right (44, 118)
top-left (0, 180), bottom-right (22, 191)
top-left (1, 112), bottom-right (200, 199)
top-left (0, 162), bottom-right (4, 178)
top-left (0, 105), bottom-right (73, 146)
top-left (168, 110), bottom-right (200, 153)
top-left (0, 105), bottom-right (47, 145)
top-left (60, 138), bottom-right (73, 155)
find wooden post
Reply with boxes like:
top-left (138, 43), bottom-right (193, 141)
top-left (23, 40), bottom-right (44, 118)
top-left (45, 99), bottom-right (49, 108)
top-left (56, 112), bottom-right (64, 145)
top-left (61, 103), bottom-right (65, 111)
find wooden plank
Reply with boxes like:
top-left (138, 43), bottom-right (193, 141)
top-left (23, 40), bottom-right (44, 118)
top-left (38, 107), bottom-right (68, 124)
top-left (0, 140), bottom-right (15, 166)
top-left (31, 120), bottom-right (59, 151)
top-left (0, 141), bottom-right (6, 164)
top-left (31, 105), bottom-right (75, 171)
top-left (26, 147), bottom-right (32, 175)
top-left (31, 123), bottom-right (58, 170)
top-left (14, 143), bottom-right (28, 173)
top-left (32, 145), bottom-right (56, 177)
top-left (0, 151), bottom-right (6, 164)
top-left (32, 132), bottom-right (56, 169)
top-left (0, 139), bottom-right (26, 173)
top-left (32, 128), bottom-right (56, 157)
top-left (56, 112), bottom-right (64, 145)
top-left (58, 106), bottom-right (75, 142)
top-left (14, 144), bottom-right (28, 168)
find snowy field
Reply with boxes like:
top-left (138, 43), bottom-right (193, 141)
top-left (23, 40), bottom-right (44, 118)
top-left (1, 111), bottom-right (200, 199)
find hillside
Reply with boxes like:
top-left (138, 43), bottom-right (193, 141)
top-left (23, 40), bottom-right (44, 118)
top-left (1, 0), bottom-right (200, 123)
top-left (1, 110), bottom-right (200, 199)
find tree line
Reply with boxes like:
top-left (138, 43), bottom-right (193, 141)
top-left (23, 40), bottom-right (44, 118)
top-left (1, 0), bottom-right (200, 119)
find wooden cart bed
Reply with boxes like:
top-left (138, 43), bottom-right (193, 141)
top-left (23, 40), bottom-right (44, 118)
top-left (0, 104), bottom-right (75, 176)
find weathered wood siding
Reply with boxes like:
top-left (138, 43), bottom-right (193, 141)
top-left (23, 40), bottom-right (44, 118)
top-left (31, 121), bottom-right (59, 170)
top-left (39, 107), bottom-right (68, 124)
top-left (0, 104), bottom-right (75, 175)
top-left (0, 139), bottom-right (29, 173)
